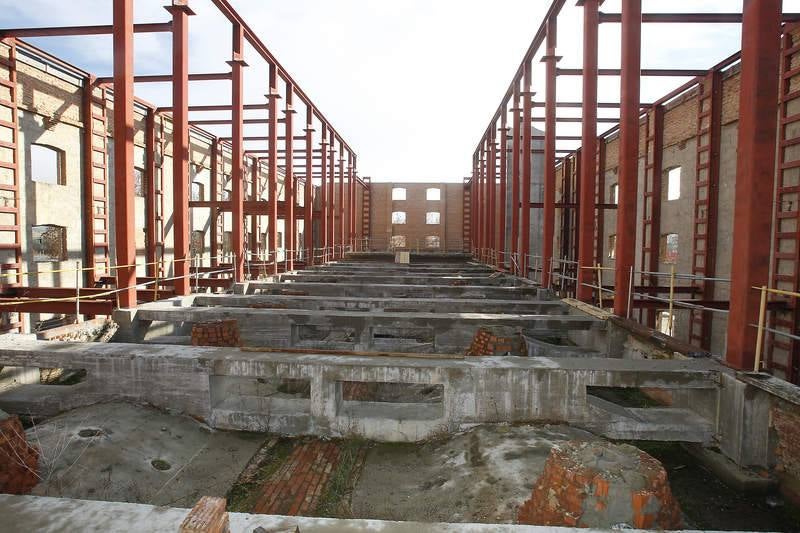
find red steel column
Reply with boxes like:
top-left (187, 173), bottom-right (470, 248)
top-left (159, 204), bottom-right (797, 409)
top-left (542, 17), bottom-right (558, 287)
top-left (285, 84), bottom-right (295, 271)
top-left (267, 63), bottom-right (279, 275)
top-left (113, 0), bottom-right (137, 307)
top-left (498, 114), bottom-right (508, 270)
top-left (577, 0), bottom-right (599, 302)
top-left (229, 21), bottom-right (246, 282)
top-left (613, 0), bottom-right (641, 317)
top-left (511, 83), bottom-right (521, 275)
top-left (167, 0), bottom-right (193, 296)
top-left (488, 128), bottom-right (497, 265)
top-left (327, 132), bottom-right (335, 258)
top-left (726, 0), bottom-right (782, 370)
top-left (350, 154), bottom-right (357, 249)
top-left (319, 124), bottom-right (329, 261)
top-left (478, 144), bottom-right (485, 259)
top-left (338, 144), bottom-right (345, 258)
top-left (521, 62), bottom-right (533, 277)
top-left (347, 152), bottom-right (354, 250)
top-left (304, 106), bottom-right (314, 265)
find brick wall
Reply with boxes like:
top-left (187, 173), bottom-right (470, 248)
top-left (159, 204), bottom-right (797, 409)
top-left (773, 399), bottom-right (800, 504)
top-left (0, 414), bottom-right (38, 494)
top-left (191, 320), bottom-right (241, 347)
top-left (369, 182), bottom-right (464, 251)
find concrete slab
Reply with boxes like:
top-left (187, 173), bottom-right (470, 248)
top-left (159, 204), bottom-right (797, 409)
top-left (1, 494), bottom-right (715, 532)
top-left (128, 305), bottom-right (603, 353)
top-left (241, 281), bottom-right (543, 300)
top-left (25, 402), bottom-right (266, 508)
top-left (192, 294), bottom-right (568, 315)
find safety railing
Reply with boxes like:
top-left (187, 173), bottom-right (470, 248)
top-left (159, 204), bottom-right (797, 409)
top-left (752, 285), bottom-right (800, 373)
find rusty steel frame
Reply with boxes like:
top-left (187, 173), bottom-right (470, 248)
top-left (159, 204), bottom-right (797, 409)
top-left (0, 0), bottom-right (359, 322)
top-left (469, 0), bottom-right (794, 374)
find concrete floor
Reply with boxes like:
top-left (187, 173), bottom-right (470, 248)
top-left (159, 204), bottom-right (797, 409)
top-left (26, 402), bottom-right (266, 508)
top-left (351, 424), bottom-right (595, 524)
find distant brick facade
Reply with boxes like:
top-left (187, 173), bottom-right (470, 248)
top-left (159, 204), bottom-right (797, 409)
top-left (369, 182), bottom-right (465, 252)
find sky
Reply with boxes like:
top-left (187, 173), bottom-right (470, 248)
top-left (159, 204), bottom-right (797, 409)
top-left (0, 1), bottom-right (797, 183)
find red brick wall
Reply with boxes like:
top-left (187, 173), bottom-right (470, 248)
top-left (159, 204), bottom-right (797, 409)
top-left (191, 320), bottom-right (241, 347)
top-left (0, 415), bottom-right (39, 494)
top-left (369, 182), bottom-right (464, 251)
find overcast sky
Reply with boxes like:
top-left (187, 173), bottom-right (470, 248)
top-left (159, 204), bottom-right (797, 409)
top-left (0, 1), bottom-right (797, 183)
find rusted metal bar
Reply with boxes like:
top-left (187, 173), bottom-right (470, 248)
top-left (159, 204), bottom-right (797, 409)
top-left (511, 82), bottom-right (521, 274)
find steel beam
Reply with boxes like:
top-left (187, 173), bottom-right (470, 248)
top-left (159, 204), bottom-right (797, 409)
top-left (614, 0), bottom-right (641, 317)
top-left (577, 0), bottom-right (599, 302)
top-left (557, 68), bottom-right (708, 77)
top-left (144, 108), bottom-right (157, 278)
top-left (0, 22), bottom-right (172, 38)
top-left (726, 0), bottom-right (782, 370)
top-left (113, 0), bottom-right (137, 308)
top-left (542, 16), bottom-right (558, 287)
top-left (488, 127), bottom-right (497, 265)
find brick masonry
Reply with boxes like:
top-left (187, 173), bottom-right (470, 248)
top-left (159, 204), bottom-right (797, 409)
top-left (253, 440), bottom-right (341, 516)
top-left (772, 400), bottom-right (800, 504)
top-left (518, 441), bottom-right (682, 529)
top-left (0, 414), bottom-right (39, 495)
top-left (466, 327), bottom-right (527, 357)
top-left (191, 319), bottom-right (241, 347)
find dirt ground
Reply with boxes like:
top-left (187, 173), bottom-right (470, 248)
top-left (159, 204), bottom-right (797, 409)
top-left (350, 424), bottom-right (593, 523)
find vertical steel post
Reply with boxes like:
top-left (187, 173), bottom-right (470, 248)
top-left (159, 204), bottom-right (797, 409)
top-left (542, 17), bottom-right (558, 287)
top-left (285, 84), bottom-right (295, 271)
top-left (511, 83), bottom-right (521, 274)
top-left (478, 143), bottom-right (485, 257)
top-left (167, 0), bottom-right (193, 296)
top-left (320, 123), bottom-right (328, 261)
top-left (268, 63), bottom-right (279, 275)
top-left (113, 0), bottom-right (137, 307)
top-left (229, 21), bottom-right (246, 281)
top-left (488, 127), bottom-right (497, 265)
top-left (613, 0), bottom-right (641, 317)
top-left (338, 143), bottom-right (345, 258)
top-left (346, 151), bottom-right (353, 251)
top-left (327, 131), bottom-right (335, 258)
top-left (726, 0), bottom-right (782, 370)
top-left (577, 0), bottom-right (599, 302)
top-left (144, 108), bottom-right (157, 278)
top-left (304, 105), bottom-right (314, 266)
top-left (498, 113), bottom-right (508, 270)
top-left (521, 62), bottom-right (533, 276)
top-left (350, 153), bottom-right (356, 250)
